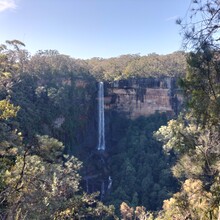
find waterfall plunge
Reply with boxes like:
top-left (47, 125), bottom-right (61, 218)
top-left (97, 82), bottom-right (105, 151)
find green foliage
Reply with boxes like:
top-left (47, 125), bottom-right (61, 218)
top-left (0, 100), bottom-right (20, 120)
top-left (106, 114), bottom-right (178, 212)
top-left (0, 40), bottom-right (28, 75)
top-left (156, 179), bottom-right (217, 220)
top-left (0, 100), bottom-right (21, 159)
top-left (0, 40), bottom-right (204, 220)
top-left (2, 135), bottom-right (80, 219)
top-left (152, 5), bottom-right (220, 217)
top-left (120, 202), bottom-right (154, 220)
top-left (155, 114), bottom-right (220, 219)
top-left (177, 0), bottom-right (220, 50)
top-left (1, 134), bottom-right (116, 219)
top-left (0, 100), bottom-right (23, 216)
top-left (87, 51), bottom-right (186, 81)
top-left (0, 44), bottom-right (117, 218)
top-left (154, 46), bottom-right (220, 220)
top-left (35, 135), bottom-right (64, 163)
top-left (181, 48), bottom-right (220, 126)
top-left (154, 117), bottom-right (202, 154)
top-left (54, 192), bottom-right (117, 220)
top-left (0, 50), bottom-right (96, 148)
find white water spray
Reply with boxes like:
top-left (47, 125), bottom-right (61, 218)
top-left (97, 82), bottom-right (105, 151)
top-left (107, 176), bottom-right (112, 190)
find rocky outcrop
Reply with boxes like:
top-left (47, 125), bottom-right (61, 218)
top-left (104, 77), bottom-right (181, 119)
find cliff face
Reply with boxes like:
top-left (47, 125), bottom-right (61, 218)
top-left (104, 77), bottom-right (181, 119)
top-left (80, 77), bottom-right (182, 198)
top-left (71, 77), bottom-right (181, 156)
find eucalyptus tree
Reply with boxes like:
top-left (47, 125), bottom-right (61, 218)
top-left (153, 1), bottom-right (220, 219)
top-left (177, 0), bottom-right (220, 50)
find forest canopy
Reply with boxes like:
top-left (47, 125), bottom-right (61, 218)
top-left (0, 40), bottom-right (187, 219)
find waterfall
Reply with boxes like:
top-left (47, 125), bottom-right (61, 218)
top-left (97, 82), bottom-right (105, 151)
top-left (86, 179), bottom-right (89, 193)
top-left (107, 176), bottom-right (112, 190)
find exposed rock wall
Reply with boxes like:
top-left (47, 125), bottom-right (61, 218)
top-left (104, 77), bottom-right (181, 119)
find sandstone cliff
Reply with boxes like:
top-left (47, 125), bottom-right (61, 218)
top-left (104, 77), bottom-right (182, 119)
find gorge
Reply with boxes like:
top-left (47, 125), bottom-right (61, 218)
top-left (11, 73), bottom-right (182, 211)
top-left (2, 43), bottom-right (219, 219)
top-left (79, 77), bottom-right (182, 209)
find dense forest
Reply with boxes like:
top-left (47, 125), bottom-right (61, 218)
top-left (1, 0), bottom-right (220, 219)
top-left (87, 51), bottom-right (186, 81)
top-left (0, 39), bottom-right (182, 219)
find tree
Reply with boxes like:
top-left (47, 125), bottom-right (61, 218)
top-left (106, 114), bottom-right (178, 214)
top-left (0, 40), bottom-right (28, 75)
top-left (120, 202), bottom-right (134, 220)
top-left (120, 202), bottom-right (154, 220)
top-left (154, 115), bottom-right (220, 218)
top-left (1, 135), bottom-right (117, 219)
top-left (0, 100), bottom-right (22, 218)
top-left (87, 52), bottom-right (186, 80)
top-left (180, 46), bottom-right (220, 126)
top-left (177, 0), bottom-right (220, 50)
top-left (156, 179), bottom-right (216, 220)
top-left (153, 1), bottom-right (220, 218)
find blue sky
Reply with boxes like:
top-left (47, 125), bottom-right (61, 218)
top-left (0, 0), bottom-right (191, 59)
